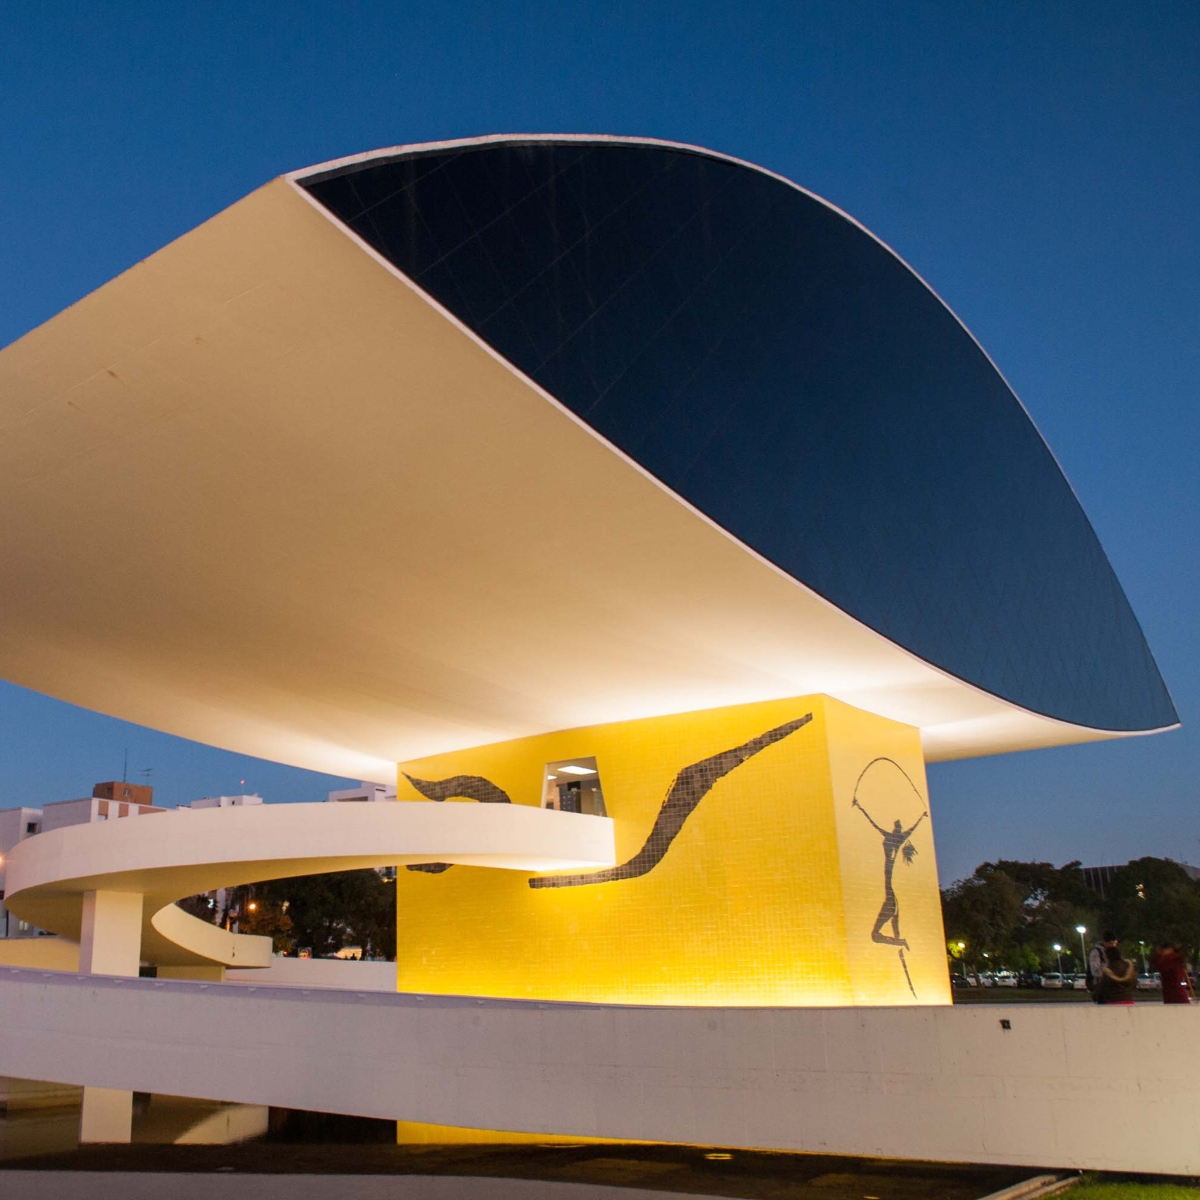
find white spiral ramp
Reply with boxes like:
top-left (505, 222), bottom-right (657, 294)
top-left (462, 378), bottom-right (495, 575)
top-left (1, 802), bottom-right (615, 972)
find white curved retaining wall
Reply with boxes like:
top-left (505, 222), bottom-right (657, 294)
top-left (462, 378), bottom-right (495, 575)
top-left (0, 967), bottom-right (1197, 1174)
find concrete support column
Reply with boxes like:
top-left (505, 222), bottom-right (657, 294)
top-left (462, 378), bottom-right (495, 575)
top-left (75, 891), bottom-right (142, 1145)
top-left (79, 1085), bottom-right (133, 1143)
top-left (78, 890), bottom-right (143, 977)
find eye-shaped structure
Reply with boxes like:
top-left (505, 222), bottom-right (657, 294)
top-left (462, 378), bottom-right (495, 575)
top-left (299, 136), bottom-right (1175, 737)
top-left (0, 136), bottom-right (1176, 775)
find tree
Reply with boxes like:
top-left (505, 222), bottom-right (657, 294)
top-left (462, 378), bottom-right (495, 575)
top-left (942, 859), bottom-right (1100, 972)
top-left (256, 870), bottom-right (396, 959)
top-left (1104, 858), bottom-right (1200, 952)
top-left (175, 870), bottom-right (396, 959)
top-left (981, 860), bottom-right (1094, 909)
top-left (941, 869), bottom-right (1025, 969)
top-left (977, 859), bottom-right (1099, 970)
top-left (238, 894), bottom-right (294, 954)
top-left (940, 856), bottom-right (1200, 976)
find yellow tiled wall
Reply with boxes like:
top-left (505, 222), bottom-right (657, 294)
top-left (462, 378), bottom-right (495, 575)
top-left (395, 695), bottom-right (950, 1007)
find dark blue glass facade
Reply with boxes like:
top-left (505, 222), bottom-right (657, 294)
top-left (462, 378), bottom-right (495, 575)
top-left (302, 140), bottom-right (1176, 732)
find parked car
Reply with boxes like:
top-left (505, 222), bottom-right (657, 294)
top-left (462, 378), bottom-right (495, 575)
top-left (1069, 973), bottom-right (1090, 990)
top-left (1041, 972), bottom-right (1064, 989)
top-left (994, 971), bottom-right (1019, 988)
top-left (1136, 972), bottom-right (1161, 990)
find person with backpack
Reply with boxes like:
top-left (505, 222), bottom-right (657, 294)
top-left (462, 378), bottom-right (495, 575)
top-left (1093, 943), bottom-right (1138, 1005)
top-left (1088, 931), bottom-right (1118, 993)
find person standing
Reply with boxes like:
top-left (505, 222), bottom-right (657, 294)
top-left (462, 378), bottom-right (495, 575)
top-left (1093, 943), bottom-right (1137, 1005)
top-left (1151, 942), bottom-right (1194, 1004)
top-left (1088, 931), bottom-right (1119, 993)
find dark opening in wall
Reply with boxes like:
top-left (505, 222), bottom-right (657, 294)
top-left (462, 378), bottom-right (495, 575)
top-left (542, 757), bottom-right (607, 816)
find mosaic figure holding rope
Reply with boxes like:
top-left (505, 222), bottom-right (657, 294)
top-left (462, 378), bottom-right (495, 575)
top-left (851, 758), bottom-right (928, 997)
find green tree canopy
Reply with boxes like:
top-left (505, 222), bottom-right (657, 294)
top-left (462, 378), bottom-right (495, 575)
top-left (941, 869), bottom-right (1025, 967)
top-left (941, 856), bottom-right (1200, 972)
top-left (178, 870), bottom-right (397, 960)
top-left (978, 859), bottom-right (1094, 909)
top-left (256, 870), bottom-right (396, 959)
top-left (1104, 857), bottom-right (1200, 950)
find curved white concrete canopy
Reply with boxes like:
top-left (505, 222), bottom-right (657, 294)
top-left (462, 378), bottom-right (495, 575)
top-left (2, 802), bottom-right (615, 967)
top-left (0, 137), bottom-right (1161, 772)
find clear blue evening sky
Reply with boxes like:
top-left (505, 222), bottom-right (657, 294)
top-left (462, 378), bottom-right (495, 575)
top-left (0, 2), bottom-right (1196, 883)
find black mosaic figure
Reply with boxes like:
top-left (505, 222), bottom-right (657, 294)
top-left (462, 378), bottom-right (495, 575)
top-left (400, 716), bottom-right (814, 886)
top-left (529, 713), bottom-right (812, 889)
top-left (403, 773), bottom-right (512, 805)
top-left (403, 772), bottom-right (513, 873)
top-left (851, 758), bottom-right (928, 997)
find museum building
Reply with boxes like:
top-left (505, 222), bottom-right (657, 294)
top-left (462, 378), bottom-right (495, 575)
top-left (0, 137), bottom-right (1176, 1011)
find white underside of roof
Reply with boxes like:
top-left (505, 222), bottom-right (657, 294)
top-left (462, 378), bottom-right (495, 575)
top-left (0, 173), bottom-right (1161, 777)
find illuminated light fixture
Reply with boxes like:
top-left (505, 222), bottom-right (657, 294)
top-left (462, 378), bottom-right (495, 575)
top-left (705, 1152), bottom-right (733, 1161)
top-left (557, 765), bottom-right (595, 776)
top-left (546, 775), bottom-right (556, 781)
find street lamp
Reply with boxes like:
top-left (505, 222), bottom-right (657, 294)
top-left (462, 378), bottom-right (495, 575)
top-left (1076, 925), bottom-right (1088, 978)
top-left (1138, 941), bottom-right (1148, 972)
top-left (957, 942), bottom-right (966, 979)
top-left (1053, 943), bottom-right (1063, 977)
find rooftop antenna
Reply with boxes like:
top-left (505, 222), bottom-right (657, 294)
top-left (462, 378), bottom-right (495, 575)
top-left (140, 767), bottom-right (154, 786)
top-left (123, 748), bottom-right (128, 783)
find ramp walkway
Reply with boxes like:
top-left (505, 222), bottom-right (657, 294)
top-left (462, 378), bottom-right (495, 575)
top-left (1, 803), bottom-right (614, 970)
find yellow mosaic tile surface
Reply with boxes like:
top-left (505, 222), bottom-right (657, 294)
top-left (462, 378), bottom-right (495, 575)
top-left (394, 695), bottom-right (950, 1007)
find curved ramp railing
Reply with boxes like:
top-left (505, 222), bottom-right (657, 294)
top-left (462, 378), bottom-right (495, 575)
top-left (2, 802), bottom-right (615, 971)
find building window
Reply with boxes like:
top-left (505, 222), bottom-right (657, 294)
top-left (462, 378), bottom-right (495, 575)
top-left (25, 821), bottom-right (38, 834)
top-left (542, 757), bottom-right (607, 816)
